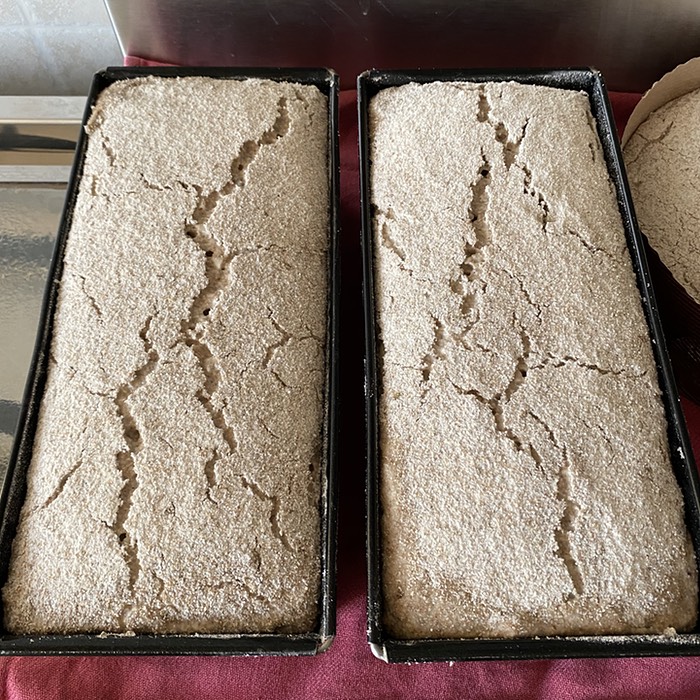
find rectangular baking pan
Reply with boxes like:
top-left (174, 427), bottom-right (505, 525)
top-left (0, 66), bottom-right (340, 656)
top-left (359, 67), bottom-right (700, 662)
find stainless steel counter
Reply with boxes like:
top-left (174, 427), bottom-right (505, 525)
top-left (106, 0), bottom-right (700, 91)
top-left (0, 97), bottom-right (84, 477)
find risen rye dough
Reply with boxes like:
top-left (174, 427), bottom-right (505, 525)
top-left (3, 77), bottom-right (329, 634)
top-left (371, 81), bottom-right (698, 639)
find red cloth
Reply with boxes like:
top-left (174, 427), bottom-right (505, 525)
top-left (4, 69), bottom-right (700, 700)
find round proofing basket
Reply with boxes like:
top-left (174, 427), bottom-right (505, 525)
top-left (622, 57), bottom-right (700, 402)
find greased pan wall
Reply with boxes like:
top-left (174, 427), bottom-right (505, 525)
top-left (359, 68), bottom-right (700, 662)
top-left (0, 67), bottom-right (340, 656)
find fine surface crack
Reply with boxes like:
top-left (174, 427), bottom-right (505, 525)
top-left (375, 206), bottom-right (416, 273)
top-left (262, 316), bottom-right (293, 369)
top-left (240, 476), bottom-right (293, 552)
top-left (528, 411), bottom-right (584, 597)
top-left (293, 86), bottom-right (312, 123)
top-left (540, 353), bottom-right (645, 378)
top-left (37, 460), bottom-right (83, 510)
top-left (503, 324), bottom-right (531, 400)
top-left (137, 172), bottom-right (177, 192)
top-left (76, 274), bottom-right (103, 319)
top-left (421, 316), bottom-right (447, 383)
top-left (477, 85), bottom-right (491, 123)
top-left (503, 267), bottom-right (543, 320)
top-left (585, 109), bottom-right (599, 163)
top-left (203, 577), bottom-right (269, 604)
top-left (566, 228), bottom-right (615, 261)
top-left (588, 142), bottom-right (597, 163)
top-left (380, 221), bottom-right (407, 261)
top-left (448, 321), bottom-right (531, 457)
top-left (450, 382), bottom-right (520, 451)
top-left (150, 570), bottom-right (167, 606)
top-left (519, 160), bottom-right (550, 234)
top-left (269, 368), bottom-right (290, 389)
top-left (101, 135), bottom-right (116, 167)
top-left (449, 383), bottom-right (522, 455)
top-left (624, 121), bottom-right (674, 167)
top-left (495, 118), bottom-right (529, 170)
top-left (476, 85), bottom-right (529, 170)
top-left (258, 416), bottom-right (282, 440)
top-left (203, 450), bottom-right (221, 504)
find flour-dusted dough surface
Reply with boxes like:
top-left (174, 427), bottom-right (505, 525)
top-left (3, 76), bottom-right (329, 634)
top-left (371, 81), bottom-right (698, 639)
top-left (624, 88), bottom-right (700, 304)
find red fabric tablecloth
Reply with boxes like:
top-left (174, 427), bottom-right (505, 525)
top-left (3, 65), bottom-right (700, 699)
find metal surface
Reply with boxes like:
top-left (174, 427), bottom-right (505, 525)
top-left (0, 96), bottom-right (83, 171)
top-left (0, 97), bottom-right (83, 483)
top-left (105, 0), bottom-right (700, 91)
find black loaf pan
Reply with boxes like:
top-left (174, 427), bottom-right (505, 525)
top-left (359, 67), bottom-right (700, 662)
top-left (0, 66), bottom-right (340, 655)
